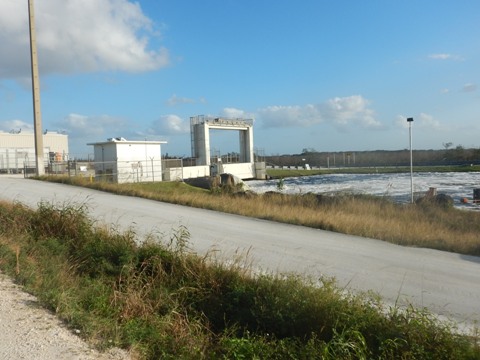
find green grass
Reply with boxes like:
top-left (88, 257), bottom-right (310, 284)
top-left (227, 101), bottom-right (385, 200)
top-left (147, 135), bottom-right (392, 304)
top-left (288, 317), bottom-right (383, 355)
top-left (0, 201), bottom-right (478, 359)
top-left (41, 175), bottom-right (208, 199)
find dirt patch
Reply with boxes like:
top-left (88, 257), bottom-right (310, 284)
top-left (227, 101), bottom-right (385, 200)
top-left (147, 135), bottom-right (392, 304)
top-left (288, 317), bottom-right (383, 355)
top-left (0, 272), bottom-right (130, 360)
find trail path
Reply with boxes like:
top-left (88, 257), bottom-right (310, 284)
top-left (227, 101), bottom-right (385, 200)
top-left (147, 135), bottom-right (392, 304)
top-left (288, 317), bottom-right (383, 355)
top-left (0, 271), bottom-right (130, 359)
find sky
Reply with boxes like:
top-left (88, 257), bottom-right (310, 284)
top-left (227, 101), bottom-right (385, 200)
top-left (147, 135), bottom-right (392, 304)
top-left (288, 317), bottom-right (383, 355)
top-left (0, 0), bottom-right (479, 158)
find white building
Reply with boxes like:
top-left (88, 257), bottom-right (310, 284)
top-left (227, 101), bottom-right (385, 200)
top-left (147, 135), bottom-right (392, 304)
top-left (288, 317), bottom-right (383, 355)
top-left (0, 131), bottom-right (69, 173)
top-left (88, 138), bottom-right (166, 183)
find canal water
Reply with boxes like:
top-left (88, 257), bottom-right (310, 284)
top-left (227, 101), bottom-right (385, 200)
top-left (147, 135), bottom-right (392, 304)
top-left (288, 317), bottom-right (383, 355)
top-left (246, 172), bottom-right (480, 209)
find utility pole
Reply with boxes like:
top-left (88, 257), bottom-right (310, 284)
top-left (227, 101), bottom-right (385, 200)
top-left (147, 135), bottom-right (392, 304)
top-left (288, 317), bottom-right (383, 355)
top-left (407, 117), bottom-right (414, 203)
top-left (28, 0), bottom-right (45, 176)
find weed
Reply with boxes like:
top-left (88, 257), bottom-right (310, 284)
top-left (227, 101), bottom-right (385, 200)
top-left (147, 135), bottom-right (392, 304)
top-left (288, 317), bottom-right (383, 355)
top-left (276, 178), bottom-right (285, 192)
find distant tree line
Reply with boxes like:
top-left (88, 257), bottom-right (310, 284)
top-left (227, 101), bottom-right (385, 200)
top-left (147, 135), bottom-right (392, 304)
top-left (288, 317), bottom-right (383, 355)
top-left (265, 146), bottom-right (480, 168)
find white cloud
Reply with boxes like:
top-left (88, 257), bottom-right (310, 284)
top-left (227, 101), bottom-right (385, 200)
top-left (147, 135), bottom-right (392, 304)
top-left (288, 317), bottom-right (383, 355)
top-left (220, 107), bottom-right (255, 119)
top-left (395, 113), bottom-right (444, 131)
top-left (394, 115), bottom-right (409, 129)
top-left (428, 53), bottom-right (463, 61)
top-left (321, 95), bottom-right (382, 129)
top-left (0, 119), bottom-right (34, 133)
top-left (59, 113), bottom-right (127, 139)
top-left (462, 83), bottom-right (477, 92)
top-left (258, 95), bottom-right (382, 130)
top-left (166, 94), bottom-right (209, 107)
top-left (257, 105), bottom-right (321, 127)
top-left (147, 115), bottom-right (189, 135)
top-left (166, 94), bottom-right (196, 106)
top-left (418, 113), bottom-right (443, 129)
top-left (0, 0), bottom-right (169, 80)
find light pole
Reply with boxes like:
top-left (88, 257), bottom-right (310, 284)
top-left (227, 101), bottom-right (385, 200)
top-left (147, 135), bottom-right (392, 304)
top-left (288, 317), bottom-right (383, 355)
top-left (407, 117), bottom-right (414, 203)
top-left (28, 0), bottom-right (45, 175)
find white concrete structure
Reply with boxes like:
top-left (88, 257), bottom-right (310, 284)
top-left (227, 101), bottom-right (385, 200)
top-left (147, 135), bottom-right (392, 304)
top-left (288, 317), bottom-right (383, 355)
top-left (163, 165), bottom-right (210, 181)
top-left (190, 116), bottom-right (254, 166)
top-left (189, 116), bottom-right (265, 180)
top-left (0, 131), bottom-right (69, 173)
top-left (88, 138), bottom-right (166, 183)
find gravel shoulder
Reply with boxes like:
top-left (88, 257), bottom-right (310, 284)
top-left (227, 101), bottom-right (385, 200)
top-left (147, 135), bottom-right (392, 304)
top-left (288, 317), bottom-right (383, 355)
top-left (0, 271), bottom-right (131, 360)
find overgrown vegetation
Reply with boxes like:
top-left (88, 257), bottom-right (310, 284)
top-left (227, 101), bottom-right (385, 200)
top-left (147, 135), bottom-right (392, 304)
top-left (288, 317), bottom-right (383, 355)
top-left (0, 202), bottom-right (478, 359)
top-left (40, 175), bottom-right (480, 256)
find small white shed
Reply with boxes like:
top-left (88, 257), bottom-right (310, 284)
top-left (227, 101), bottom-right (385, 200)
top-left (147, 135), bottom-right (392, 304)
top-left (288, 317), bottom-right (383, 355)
top-left (88, 138), bottom-right (167, 183)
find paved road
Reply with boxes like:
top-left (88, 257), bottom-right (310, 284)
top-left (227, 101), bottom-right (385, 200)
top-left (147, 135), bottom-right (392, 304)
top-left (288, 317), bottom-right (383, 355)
top-left (1, 176), bottom-right (479, 331)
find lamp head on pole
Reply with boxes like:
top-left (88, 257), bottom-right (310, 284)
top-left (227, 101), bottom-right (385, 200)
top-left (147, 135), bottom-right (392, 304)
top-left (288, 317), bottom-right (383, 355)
top-left (407, 117), bottom-right (414, 123)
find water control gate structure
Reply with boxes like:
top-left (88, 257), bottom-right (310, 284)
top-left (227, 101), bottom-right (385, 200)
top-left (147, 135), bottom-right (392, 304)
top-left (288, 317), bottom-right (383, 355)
top-left (190, 115), bottom-right (263, 179)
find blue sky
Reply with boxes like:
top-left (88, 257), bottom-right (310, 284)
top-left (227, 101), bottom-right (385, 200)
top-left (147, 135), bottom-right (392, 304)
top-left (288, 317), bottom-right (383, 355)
top-left (0, 0), bottom-right (479, 158)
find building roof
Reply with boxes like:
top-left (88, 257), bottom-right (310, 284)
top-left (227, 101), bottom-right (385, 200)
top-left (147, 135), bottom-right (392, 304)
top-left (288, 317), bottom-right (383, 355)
top-left (87, 138), bottom-right (167, 146)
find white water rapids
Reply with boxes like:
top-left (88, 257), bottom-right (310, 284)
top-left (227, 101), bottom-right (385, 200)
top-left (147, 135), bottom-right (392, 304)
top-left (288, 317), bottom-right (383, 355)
top-left (246, 171), bottom-right (480, 210)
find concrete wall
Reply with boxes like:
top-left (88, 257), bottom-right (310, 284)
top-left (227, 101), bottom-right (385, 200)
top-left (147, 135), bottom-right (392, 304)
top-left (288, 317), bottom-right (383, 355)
top-left (193, 123), bottom-right (210, 166)
top-left (90, 141), bottom-right (164, 183)
top-left (239, 127), bottom-right (254, 163)
top-left (0, 132), bottom-right (68, 154)
top-left (168, 163), bottom-right (257, 181)
top-left (0, 147), bottom-right (49, 173)
top-left (190, 117), bottom-right (254, 172)
top-left (163, 165), bottom-right (210, 181)
top-left (0, 132), bottom-right (69, 172)
top-left (93, 143), bottom-right (116, 163)
top-left (164, 164), bottom-right (258, 181)
top-left (114, 144), bottom-right (162, 183)
top-left (255, 161), bottom-right (267, 180)
top-left (220, 163), bottom-right (256, 180)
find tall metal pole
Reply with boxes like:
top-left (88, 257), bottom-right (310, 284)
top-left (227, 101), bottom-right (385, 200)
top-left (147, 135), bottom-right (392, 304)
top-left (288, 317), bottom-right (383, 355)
top-left (28, 0), bottom-right (45, 176)
top-left (407, 117), bottom-right (414, 203)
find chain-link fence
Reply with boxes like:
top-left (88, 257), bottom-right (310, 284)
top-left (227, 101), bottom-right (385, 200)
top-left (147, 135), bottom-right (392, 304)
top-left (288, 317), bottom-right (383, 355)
top-left (17, 156), bottom-right (265, 182)
top-left (19, 158), bottom-right (202, 183)
top-left (21, 159), bottom-right (167, 183)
